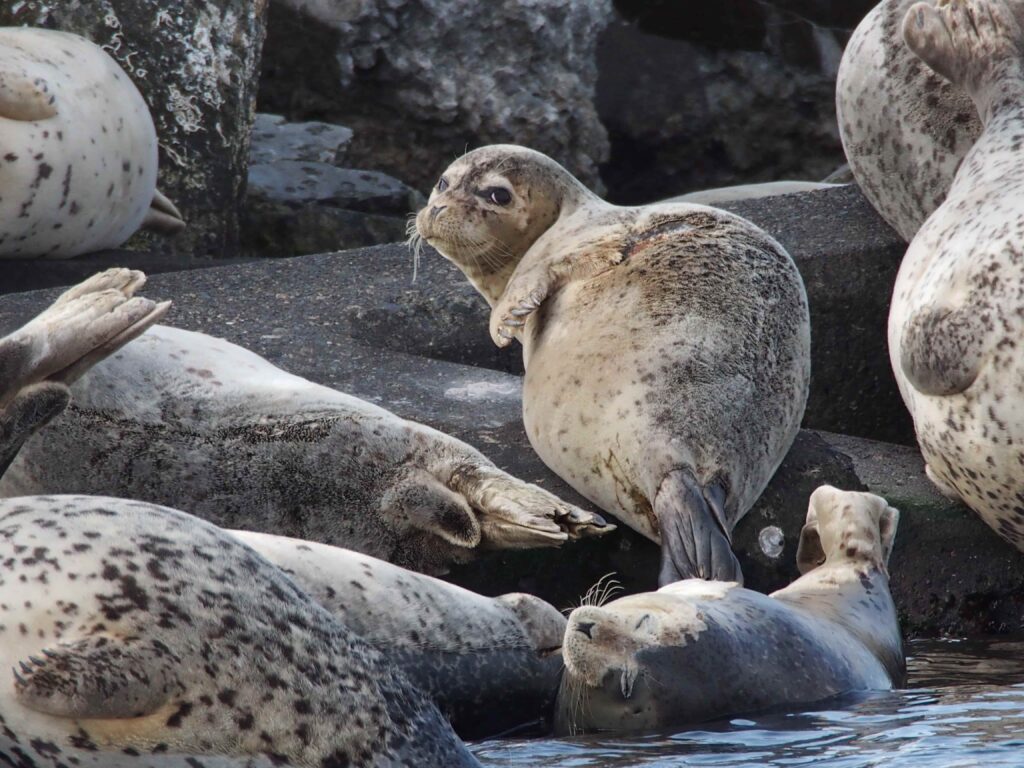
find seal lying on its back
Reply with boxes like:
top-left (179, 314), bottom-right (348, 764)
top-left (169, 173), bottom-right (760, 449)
top-left (0, 324), bottom-right (608, 574)
top-left (0, 495), bottom-right (478, 767)
top-left (0, 28), bottom-right (184, 258)
top-left (414, 144), bottom-right (811, 584)
top-left (233, 530), bottom-right (567, 739)
top-left (890, 0), bottom-right (1024, 551)
top-left (836, 0), bottom-right (1000, 240)
top-left (555, 486), bottom-right (904, 735)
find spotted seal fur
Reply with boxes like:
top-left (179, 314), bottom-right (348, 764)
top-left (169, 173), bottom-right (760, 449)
top-left (232, 530), bottom-right (566, 739)
top-left (0, 27), bottom-right (184, 259)
top-left (889, 0), bottom-right (1024, 551)
top-left (414, 144), bottom-right (811, 585)
top-left (836, 0), bottom-right (992, 241)
top-left (0, 324), bottom-right (608, 574)
top-left (554, 486), bottom-right (904, 734)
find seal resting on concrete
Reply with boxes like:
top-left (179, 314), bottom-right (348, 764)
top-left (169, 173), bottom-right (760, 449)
top-left (890, 0), bottom-right (1024, 551)
top-left (0, 27), bottom-right (184, 258)
top-left (414, 144), bottom-right (811, 584)
top-left (554, 486), bottom-right (904, 734)
top-left (233, 530), bottom-right (567, 739)
top-left (836, 0), bottom-right (988, 241)
top-left (0, 495), bottom-right (478, 767)
top-left (0, 323), bottom-right (608, 574)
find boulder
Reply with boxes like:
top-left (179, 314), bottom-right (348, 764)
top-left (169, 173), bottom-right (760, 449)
top-left (249, 113), bottom-right (353, 166)
top-left (0, 0), bottom-right (270, 259)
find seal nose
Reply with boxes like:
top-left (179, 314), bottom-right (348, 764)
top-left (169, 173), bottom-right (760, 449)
top-left (575, 621), bottom-right (595, 639)
top-left (429, 205), bottom-right (447, 223)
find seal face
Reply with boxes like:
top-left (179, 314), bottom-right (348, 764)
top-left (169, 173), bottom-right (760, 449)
top-left (415, 144), bottom-right (811, 585)
top-left (0, 28), bottom-right (183, 259)
top-left (554, 486), bottom-right (904, 735)
top-left (836, 0), bottom-right (985, 240)
top-left (0, 495), bottom-right (478, 767)
top-left (889, 0), bottom-right (1024, 551)
top-left (0, 324), bottom-right (608, 574)
top-left (231, 530), bottom-right (567, 739)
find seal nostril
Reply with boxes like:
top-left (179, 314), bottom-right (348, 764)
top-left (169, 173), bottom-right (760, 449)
top-left (430, 205), bottom-right (447, 223)
top-left (575, 621), bottom-right (595, 639)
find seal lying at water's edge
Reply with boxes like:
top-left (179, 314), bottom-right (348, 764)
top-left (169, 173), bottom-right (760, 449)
top-left (554, 486), bottom-right (904, 735)
top-left (0, 495), bottom-right (478, 767)
top-left (0, 28), bottom-right (184, 258)
top-left (889, 0), bottom-right (1024, 552)
top-left (414, 144), bottom-right (811, 585)
top-left (0, 323), bottom-right (608, 574)
top-left (233, 530), bottom-right (567, 739)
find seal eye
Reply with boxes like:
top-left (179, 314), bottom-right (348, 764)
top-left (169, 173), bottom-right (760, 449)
top-left (488, 188), bottom-right (512, 206)
top-left (437, 177), bottom-right (449, 192)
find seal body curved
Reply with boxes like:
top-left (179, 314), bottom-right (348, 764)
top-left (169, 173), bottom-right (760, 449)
top-left (0, 494), bottom-right (477, 767)
top-left (0, 28), bottom-right (179, 258)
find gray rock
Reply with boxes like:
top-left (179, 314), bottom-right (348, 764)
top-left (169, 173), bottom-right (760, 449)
top-left (247, 162), bottom-right (421, 215)
top-left (250, 113), bottom-right (353, 166)
top-left (259, 0), bottom-right (612, 192)
top-left (0, 0), bottom-right (269, 260)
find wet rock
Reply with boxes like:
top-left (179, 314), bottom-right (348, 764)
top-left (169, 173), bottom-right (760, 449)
top-left (250, 113), bottom-right (353, 166)
top-left (0, 0), bottom-right (269, 260)
top-left (258, 0), bottom-right (612, 192)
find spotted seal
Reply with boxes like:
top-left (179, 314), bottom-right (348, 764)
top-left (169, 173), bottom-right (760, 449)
top-left (0, 323), bottom-right (608, 574)
top-left (231, 530), bottom-right (567, 739)
top-left (889, 0), bottom-right (1024, 551)
top-left (0, 494), bottom-right (478, 767)
top-left (554, 486), bottom-right (904, 734)
top-left (0, 27), bottom-right (184, 259)
top-left (414, 144), bottom-right (811, 584)
top-left (836, 0), bottom-right (993, 241)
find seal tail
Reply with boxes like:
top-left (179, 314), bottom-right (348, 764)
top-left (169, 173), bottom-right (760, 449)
top-left (142, 189), bottom-right (186, 234)
top-left (654, 469), bottom-right (743, 587)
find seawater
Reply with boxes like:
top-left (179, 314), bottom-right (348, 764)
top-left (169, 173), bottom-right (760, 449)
top-left (472, 638), bottom-right (1024, 767)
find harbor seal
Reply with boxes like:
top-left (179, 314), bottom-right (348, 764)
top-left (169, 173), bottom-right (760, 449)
top-left (836, 0), bottom-right (989, 240)
top-left (232, 530), bottom-right (567, 739)
top-left (0, 323), bottom-right (609, 574)
top-left (0, 495), bottom-right (478, 767)
top-left (414, 144), bottom-right (811, 584)
top-left (0, 27), bottom-right (184, 259)
top-left (555, 486), bottom-right (904, 734)
top-left (890, 0), bottom-right (1024, 551)
top-left (0, 268), bottom-right (168, 477)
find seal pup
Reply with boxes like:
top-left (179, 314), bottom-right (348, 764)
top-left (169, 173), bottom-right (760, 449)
top-left (0, 324), bottom-right (609, 574)
top-left (0, 27), bottom-right (184, 259)
top-left (836, 0), bottom-right (991, 241)
top-left (0, 495), bottom-right (479, 767)
top-left (554, 486), bottom-right (904, 735)
top-left (232, 529), bottom-right (567, 739)
top-left (0, 268), bottom-right (168, 477)
top-left (414, 144), bottom-right (811, 584)
top-left (890, 0), bottom-right (1024, 551)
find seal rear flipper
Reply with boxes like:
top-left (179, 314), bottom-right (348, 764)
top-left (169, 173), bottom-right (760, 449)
top-left (13, 636), bottom-right (184, 719)
top-left (899, 304), bottom-right (987, 396)
top-left (0, 382), bottom-right (69, 478)
top-left (381, 469), bottom-right (483, 548)
top-left (655, 470), bottom-right (743, 586)
top-left (0, 73), bottom-right (58, 121)
top-left (142, 189), bottom-right (186, 235)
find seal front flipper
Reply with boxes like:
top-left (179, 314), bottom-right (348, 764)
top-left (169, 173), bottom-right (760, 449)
top-left (13, 636), bottom-right (184, 719)
top-left (655, 470), bottom-right (742, 586)
top-left (0, 73), bottom-right (58, 121)
top-left (899, 304), bottom-right (988, 396)
top-left (142, 189), bottom-right (186, 234)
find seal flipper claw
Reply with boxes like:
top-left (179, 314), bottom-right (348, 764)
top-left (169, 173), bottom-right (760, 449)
top-left (13, 637), bottom-right (184, 720)
top-left (490, 271), bottom-right (555, 347)
top-left (655, 470), bottom-right (743, 586)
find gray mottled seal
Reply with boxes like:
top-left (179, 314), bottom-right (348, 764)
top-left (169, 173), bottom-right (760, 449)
top-left (0, 268), bottom-right (168, 476)
top-left (555, 486), bottom-right (904, 735)
top-left (0, 27), bottom-right (184, 259)
top-left (836, 0), bottom-right (990, 241)
top-left (890, 0), bottom-right (1024, 551)
top-left (0, 495), bottom-right (478, 767)
top-left (0, 323), bottom-right (608, 574)
top-left (414, 144), bottom-right (811, 584)
top-left (232, 530), bottom-right (567, 739)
